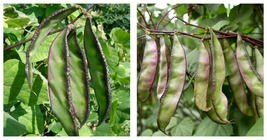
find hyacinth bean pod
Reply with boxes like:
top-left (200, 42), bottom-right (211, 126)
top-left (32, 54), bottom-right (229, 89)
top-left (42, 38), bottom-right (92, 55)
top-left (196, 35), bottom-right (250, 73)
top-left (194, 41), bottom-right (212, 111)
top-left (26, 6), bottom-right (78, 90)
top-left (207, 28), bottom-right (229, 123)
top-left (157, 35), bottom-right (186, 133)
top-left (236, 34), bottom-right (263, 98)
top-left (48, 27), bottom-right (78, 136)
top-left (253, 48), bottom-right (263, 117)
top-left (84, 17), bottom-right (111, 126)
top-left (156, 36), bottom-right (168, 99)
top-left (66, 29), bottom-right (90, 126)
top-left (137, 35), bottom-right (158, 102)
top-left (222, 39), bottom-right (252, 116)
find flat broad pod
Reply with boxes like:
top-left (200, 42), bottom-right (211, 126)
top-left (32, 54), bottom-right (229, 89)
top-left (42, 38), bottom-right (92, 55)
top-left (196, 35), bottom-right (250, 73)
top-left (194, 41), bottom-right (212, 111)
top-left (156, 36), bottom-right (168, 99)
top-left (236, 34), bottom-right (263, 98)
top-left (157, 35), bottom-right (186, 133)
top-left (84, 17), bottom-right (112, 126)
top-left (26, 6), bottom-right (79, 90)
top-left (207, 28), bottom-right (229, 123)
top-left (222, 39), bottom-right (252, 116)
top-left (137, 35), bottom-right (158, 102)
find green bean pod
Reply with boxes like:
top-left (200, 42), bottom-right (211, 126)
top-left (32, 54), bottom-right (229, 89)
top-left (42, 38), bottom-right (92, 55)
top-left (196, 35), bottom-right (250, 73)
top-left (137, 35), bottom-right (158, 102)
top-left (222, 39), bottom-right (252, 116)
top-left (66, 29), bottom-right (90, 126)
top-left (48, 27), bottom-right (78, 136)
top-left (194, 41), bottom-right (212, 111)
top-left (84, 17), bottom-right (111, 126)
top-left (26, 6), bottom-right (78, 90)
top-left (156, 36), bottom-right (168, 99)
top-left (207, 28), bottom-right (229, 123)
top-left (157, 35), bottom-right (186, 133)
top-left (253, 48), bottom-right (263, 117)
top-left (236, 34), bottom-right (263, 97)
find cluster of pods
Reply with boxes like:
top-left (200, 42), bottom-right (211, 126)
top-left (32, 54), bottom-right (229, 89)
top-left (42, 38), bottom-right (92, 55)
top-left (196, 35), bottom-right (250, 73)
top-left (25, 6), bottom-right (111, 136)
top-left (137, 28), bottom-right (263, 133)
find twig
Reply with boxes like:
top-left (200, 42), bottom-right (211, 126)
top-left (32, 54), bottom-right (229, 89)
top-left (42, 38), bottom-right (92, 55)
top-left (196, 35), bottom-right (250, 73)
top-left (144, 4), bottom-right (156, 29)
top-left (156, 4), bottom-right (181, 30)
top-left (137, 8), bottom-right (149, 28)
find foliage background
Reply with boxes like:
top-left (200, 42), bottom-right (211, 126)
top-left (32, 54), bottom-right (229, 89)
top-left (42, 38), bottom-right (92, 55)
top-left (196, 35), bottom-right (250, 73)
top-left (137, 4), bottom-right (263, 136)
top-left (4, 4), bottom-right (130, 136)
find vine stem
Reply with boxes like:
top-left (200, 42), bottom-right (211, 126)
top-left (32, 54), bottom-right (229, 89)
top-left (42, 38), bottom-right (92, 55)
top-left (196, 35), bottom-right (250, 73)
top-left (4, 5), bottom-right (94, 51)
top-left (139, 23), bottom-right (238, 41)
top-left (164, 15), bottom-right (263, 47)
top-left (156, 4), bottom-right (181, 30)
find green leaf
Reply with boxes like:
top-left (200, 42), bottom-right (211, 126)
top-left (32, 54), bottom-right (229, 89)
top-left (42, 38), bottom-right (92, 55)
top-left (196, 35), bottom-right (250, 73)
top-left (194, 117), bottom-right (233, 136)
top-left (140, 129), bottom-right (153, 136)
top-left (170, 117), bottom-right (194, 136)
top-left (92, 123), bottom-right (115, 136)
top-left (10, 103), bottom-right (44, 134)
top-left (4, 112), bottom-right (27, 136)
top-left (47, 121), bottom-right (62, 134)
top-left (152, 130), bottom-right (167, 136)
top-left (246, 117), bottom-right (263, 136)
top-left (79, 125), bottom-right (93, 136)
top-left (4, 59), bottom-right (48, 106)
top-left (109, 28), bottom-right (130, 48)
top-left (212, 20), bottom-right (230, 30)
top-left (229, 5), bottom-right (253, 23)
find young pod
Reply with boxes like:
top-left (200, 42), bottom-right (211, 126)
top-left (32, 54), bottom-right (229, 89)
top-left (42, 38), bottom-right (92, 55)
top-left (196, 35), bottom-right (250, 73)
top-left (207, 28), bottom-right (229, 123)
top-left (222, 39), bottom-right (252, 116)
top-left (48, 27), bottom-right (78, 136)
top-left (236, 34), bottom-right (263, 98)
top-left (137, 35), bottom-right (158, 102)
top-left (156, 36), bottom-right (168, 99)
top-left (194, 41), bottom-right (212, 111)
top-left (157, 35), bottom-right (186, 133)
top-left (84, 17), bottom-right (111, 126)
top-left (26, 6), bottom-right (78, 90)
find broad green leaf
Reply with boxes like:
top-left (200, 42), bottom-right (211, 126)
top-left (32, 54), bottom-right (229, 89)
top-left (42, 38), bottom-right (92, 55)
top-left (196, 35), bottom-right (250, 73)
top-left (170, 117), bottom-right (194, 136)
top-left (152, 130), bottom-right (167, 136)
top-left (194, 117), bottom-right (233, 136)
top-left (212, 20), bottom-right (230, 30)
top-left (109, 28), bottom-right (130, 48)
top-left (4, 59), bottom-right (48, 106)
top-left (246, 117), bottom-right (263, 136)
top-left (10, 103), bottom-right (44, 134)
top-left (233, 108), bottom-right (254, 136)
top-left (79, 125), bottom-right (93, 136)
top-left (92, 123), bottom-right (115, 136)
top-left (229, 5), bottom-right (253, 23)
top-left (140, 129), bottom-right (153, 136)
top-left (205, 4), bottom-right (221, 13)
top-left (47, 121), bottom-right (62, 134)
top-left (4, 112), bottom-right (27, 136)
top-left (186, 48), bottom-right (198, 75)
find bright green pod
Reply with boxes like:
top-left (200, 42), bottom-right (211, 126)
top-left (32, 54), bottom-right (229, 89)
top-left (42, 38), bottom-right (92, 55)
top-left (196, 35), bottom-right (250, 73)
top-left (194, 41), bottom-right (212, 111)
top-left (207, 28), bottom-right (229, 123)
top-left (48, 27), bottom-right (78, 136)
top-left (156, 36), bottom-right (168, 99)
top-left (84, 17), bottom-right (111, 126)
top-left (236, 34), bottom-right (263, 97)
top-left (67, 29), bottom-right (90, 126)
top-left (137, 35), bottom-right (158, 102)
top-left (157, 35), bottom-right (186, 133)
top-left (26, 6), bottom-right (78, 90)
top-left (222, 39), bottom-right (252, 116)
